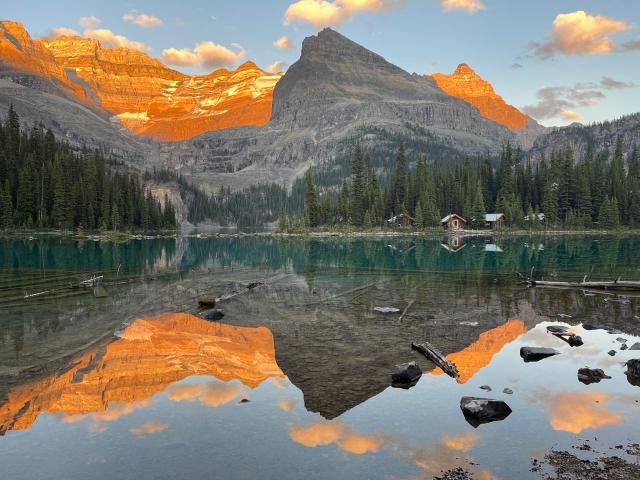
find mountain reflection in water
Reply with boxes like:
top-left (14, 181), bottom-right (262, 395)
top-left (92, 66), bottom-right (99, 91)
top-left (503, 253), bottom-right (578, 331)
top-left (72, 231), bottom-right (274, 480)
top-left (1, 313), bottom-right (282, 433)
top-left (1, 236), bottom-right (640, 479)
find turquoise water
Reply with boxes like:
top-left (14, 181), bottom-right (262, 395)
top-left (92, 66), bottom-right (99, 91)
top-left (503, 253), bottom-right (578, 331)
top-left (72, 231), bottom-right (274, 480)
top-left (1, 235), bottom-right (639, 479)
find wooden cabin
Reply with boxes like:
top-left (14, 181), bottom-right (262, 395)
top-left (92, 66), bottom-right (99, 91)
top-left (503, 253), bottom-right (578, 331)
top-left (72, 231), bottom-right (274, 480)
top-left (387, 213), bottom-right (416, 227)
top-left (485, 213), bottom-right (505, 230)
top-left (441, 214), bottom-right (466, 231)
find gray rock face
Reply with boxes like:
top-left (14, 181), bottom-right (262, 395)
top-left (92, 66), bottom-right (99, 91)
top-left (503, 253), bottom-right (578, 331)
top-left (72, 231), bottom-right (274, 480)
top-left (529, 113), bottom-right (640, 162)
top-left (155, 29), bottom-right (519, 191)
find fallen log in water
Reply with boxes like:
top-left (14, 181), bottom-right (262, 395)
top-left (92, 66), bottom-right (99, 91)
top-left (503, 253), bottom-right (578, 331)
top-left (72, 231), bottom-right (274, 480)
top-left (412, 341), bottom-right (460, 381)
top-left (527, 278), bottom-right (640, 291)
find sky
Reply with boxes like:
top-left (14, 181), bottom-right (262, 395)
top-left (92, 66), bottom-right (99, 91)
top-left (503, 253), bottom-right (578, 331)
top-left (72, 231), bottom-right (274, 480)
top-left (3, 0), bottom-right (640, 127)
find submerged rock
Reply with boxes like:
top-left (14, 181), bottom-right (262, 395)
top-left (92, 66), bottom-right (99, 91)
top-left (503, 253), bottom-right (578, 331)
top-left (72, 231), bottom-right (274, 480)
top-left (622, 344), bottom-right (629, 351)
top-left (199, 309), bottom-right (225, 321)
top-left (577, 368), bottom-right (611, 385)
top-left (503, 388), bottom-right (513, 395)
top-left (608, 350), bottom-right (617, 356)
top-left (460, 396), bottom-right (512, 427)
top-left (197, 296), bottom-right (217, 308)
top-left (625, 359), bottom-right (640, 387)
top-left (479, 385), bottom-right (492, 391)
top-left (617, 337), bottom-right (628, 343)
top-left (391, 361), bottom-right (422, 388)
top-left (629, 343), bottom-right (640, 351)
top-left (520, 346), bottom-right (560, 363)
top-left (547, 325), bottom-right (569, 334)
top-left (374, 306), bottom-right (400, 314)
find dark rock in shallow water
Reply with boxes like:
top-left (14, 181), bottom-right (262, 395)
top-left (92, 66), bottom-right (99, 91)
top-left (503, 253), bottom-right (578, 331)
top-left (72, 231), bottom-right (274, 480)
top-left (547, 325), bottom-right (569, 334)
top-left (520, 347), bottom-right (560, 362)
top-left (197, 297), bottom-right (217, 308)
top-left (629, 343), bottom-right (640, 351)
top-left (239, 398), bottom-right (251, 404)
top-left (625, 359), bottom-right (640, 387)
top-left (460, 397), bottom-right (512, 428)
top-left (578, 368), bottom-right (611, 385)
top-left (503, 388), bottom-right (513, 395)
top-left (608, 350), bottom-right (617, 356)
top-left (479, 385), bottom-right (492, 391)
top-left (199, 309), bottom-right (225, 321)
top-left (582, 324), bottom-right (605, 331)
top-left (391, 362), bottom-right (422, 388)
top-left (617, 337), bottom-right (628, 343)
top-left (622, 344), bottom-right (629, 351)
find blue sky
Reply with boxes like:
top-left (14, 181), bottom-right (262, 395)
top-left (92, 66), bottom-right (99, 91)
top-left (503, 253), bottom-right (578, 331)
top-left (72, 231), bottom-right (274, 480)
top-left (3, 0), bottom-right (639, 126)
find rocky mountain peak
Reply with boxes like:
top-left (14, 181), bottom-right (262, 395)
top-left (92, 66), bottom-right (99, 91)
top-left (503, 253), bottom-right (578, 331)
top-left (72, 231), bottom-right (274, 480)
top-left (431, 64), bottom-right (530, 130)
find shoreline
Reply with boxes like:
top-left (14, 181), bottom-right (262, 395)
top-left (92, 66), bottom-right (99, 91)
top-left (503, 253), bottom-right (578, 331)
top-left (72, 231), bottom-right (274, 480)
top-left (0, 228), bottom-right (637, 241)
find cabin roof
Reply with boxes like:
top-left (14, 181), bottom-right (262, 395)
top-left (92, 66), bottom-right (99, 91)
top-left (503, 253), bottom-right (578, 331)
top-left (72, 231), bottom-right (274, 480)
top-left (485, 213), bottom-right (505, 222)
top-left (440, 214), bottom-right (466, 224)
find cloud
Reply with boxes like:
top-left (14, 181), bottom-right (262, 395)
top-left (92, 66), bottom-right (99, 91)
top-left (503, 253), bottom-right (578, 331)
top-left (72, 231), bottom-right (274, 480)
top-left (436, 0), bottom-right (485, 14)
top-left (522, 84), bottom-right (606, 122)
top-left (92, 399), bottom-right (153, 422)
top-left (283, 0), bottom-right (402, 30)
top-left (511, 62), bottom-right (523, 70)
top-left (122, 12), bottom-right (163, 28)
top-left (561, 110), bottom-right (583, 121)
top-left (288, 419), bottom-right (384, 455)
top-left (277, 399), bottom-right (297, 412)
top-left (162, 41), bottom-right (245, 69)
top-left (79, 16), bottom-right (101, 28)
top-left (274, 36), bottom-right (294, 49)
top-left (130, 422), bottom-right (168, 437)
top-left (84, 27), bottom-right (151, 52)
top-left (530, 11), bottom-right (631, 59)
top-left (600, 76), bottom-right (637, 90)
top-left (267, 61), bottom-right (288, 73)
top-left (546, 392), bottom-right (623, 434)
top-left (168, 381), bottom-right (245, 407)
top-left (47, 27), bottom-right (80, 38)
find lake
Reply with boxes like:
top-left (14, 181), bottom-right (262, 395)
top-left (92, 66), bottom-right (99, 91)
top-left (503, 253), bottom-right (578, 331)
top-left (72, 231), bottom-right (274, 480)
top-left (1, 234), bottom-right (640, 479)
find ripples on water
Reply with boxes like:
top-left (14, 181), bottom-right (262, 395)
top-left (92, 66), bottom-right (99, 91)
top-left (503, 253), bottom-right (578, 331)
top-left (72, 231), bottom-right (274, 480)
top-left (0, 235), bottom-right (639, 479)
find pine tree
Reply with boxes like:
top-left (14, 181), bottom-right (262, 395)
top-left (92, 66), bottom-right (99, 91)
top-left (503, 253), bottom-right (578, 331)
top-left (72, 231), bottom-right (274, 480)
top-left (350, 144), bottom-right (366, 226)
top-left (304, 171), bottom-right (319, 228)
top-left (469, 181), bottom-right (487, 229)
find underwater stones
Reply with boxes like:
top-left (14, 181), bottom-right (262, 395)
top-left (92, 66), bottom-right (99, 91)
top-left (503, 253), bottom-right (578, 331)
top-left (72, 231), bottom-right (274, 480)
top-left (460, 397), bottom-right (512, 428)
top-left (197, 297), bottom-right (217, 308)
top-left (374, 307), bottom-right (400, 314)
top-left (520, 347), bottom-right (560, 363)
top-left (391, 362), bottom-right (422, 388)
top-left (199, 309), bottom-right (225, 321)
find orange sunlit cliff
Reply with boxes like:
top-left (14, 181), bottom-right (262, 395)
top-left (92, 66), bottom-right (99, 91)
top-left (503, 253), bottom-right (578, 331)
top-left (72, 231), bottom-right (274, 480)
top-left (431, 320), bottom-right (528, 383)
top-left (430, 64), bottom-right (530, 130)
top-left (0, 21), bottom-right (282, 141)
top-left (0, 313), bottom-right (283, 433)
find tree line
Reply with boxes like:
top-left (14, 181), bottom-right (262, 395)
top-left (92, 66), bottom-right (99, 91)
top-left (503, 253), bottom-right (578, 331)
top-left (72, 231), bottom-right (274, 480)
top-left (0, 106), bottom-right (177, 231)
top-left (297, 139), bottom-right (640, 230)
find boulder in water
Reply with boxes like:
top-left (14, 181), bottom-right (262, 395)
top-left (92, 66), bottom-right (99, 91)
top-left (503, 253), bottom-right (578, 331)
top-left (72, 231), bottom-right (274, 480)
top-left (391, 362), bottom-right (422, 388)
top-left (625, 359), bottom-right (640, 387)
top-left (200, 309), bottom-right (225, 321)
top-left (460, 397), bottom-right (512, 427)
top-left (520, 347), bottom-right (560, 363)
top-left (577, 368), bottom-right (611, 385)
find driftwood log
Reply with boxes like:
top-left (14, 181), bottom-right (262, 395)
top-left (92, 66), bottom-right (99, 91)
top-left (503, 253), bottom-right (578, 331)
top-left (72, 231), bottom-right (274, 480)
top-left (526, 278), bottom-right (640, 291)
top-left (412, 341), bottom-right (460, 381)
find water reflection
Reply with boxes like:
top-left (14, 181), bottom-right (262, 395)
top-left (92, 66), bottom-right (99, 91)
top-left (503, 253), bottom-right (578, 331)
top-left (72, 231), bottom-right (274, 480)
top-left (0, 313), bottom-right (282, 434)
top-left (1, 236), bottom-right (640, 479)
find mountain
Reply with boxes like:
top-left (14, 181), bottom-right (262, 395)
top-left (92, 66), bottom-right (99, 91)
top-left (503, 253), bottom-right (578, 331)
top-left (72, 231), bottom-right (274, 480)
top-left (155, 28), bottom-right (520, 192)
top-left (430, 64), bottom-right (531, 131)
top-left (0, 21), bottom-right (282, 142)
top-left (528, 113), bottom-right (640, 161)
